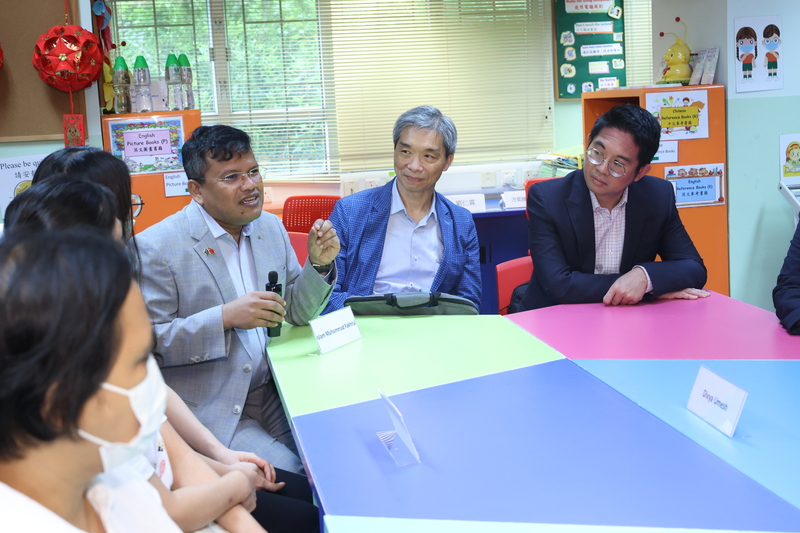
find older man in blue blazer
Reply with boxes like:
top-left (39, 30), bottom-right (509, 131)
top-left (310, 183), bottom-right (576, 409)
top-left (324, 106), bottom-right (481, 313)
top-left (520, 104), bottom-right (708, 311)
top-left (137, 125), bottom-right (339, 474)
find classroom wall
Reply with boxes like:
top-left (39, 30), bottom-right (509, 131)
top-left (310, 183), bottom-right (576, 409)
top-left (651, 1), bottom-right (729, 88)
top-left (6, 2), bottom-right (797, 314)
top-left (553, 101), bottom-right (583, 149)
top-left (725, 0), bottom-right (799, 311)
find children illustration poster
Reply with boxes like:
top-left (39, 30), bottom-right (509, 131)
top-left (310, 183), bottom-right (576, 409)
top-left (779, 134), bottom-right (800, 185)
top-left (665, 163), bottom-right (725, 207)
top-left (106, 116), bottom-right (185, 175)
top-left (645, 89), bottom-right (709, 141)
top-left (734, 16), bottom-right (783, 93)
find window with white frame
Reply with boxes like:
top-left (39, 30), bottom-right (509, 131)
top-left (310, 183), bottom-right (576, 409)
top-left (109, 0), bottom-right (652, 180)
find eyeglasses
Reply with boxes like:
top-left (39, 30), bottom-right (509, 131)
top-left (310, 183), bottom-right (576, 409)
top-left (585, 147), bottom-right (627, 178)
top-left (131, 194), bottom-right (144, 218)
top-left (210, 167), bottom-right (263, 185)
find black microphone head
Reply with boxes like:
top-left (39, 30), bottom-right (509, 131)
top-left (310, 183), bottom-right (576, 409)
top-left (268, 270), bottom-right (278, 284)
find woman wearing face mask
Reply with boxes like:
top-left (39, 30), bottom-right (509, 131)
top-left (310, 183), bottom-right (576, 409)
top-left (0, 229), bottom-right (181, 532)
top-left (3, 176), bottom-right (318, 532)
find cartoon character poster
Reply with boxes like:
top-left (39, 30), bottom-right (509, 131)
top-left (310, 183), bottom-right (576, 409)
top-left (106, 116), bottom-right (185, 175)
top-left (734, 16), bottom-right (783, 93)
top-left (779, 134), bottom-right (800, 183)
top-left (645, 89), bottom-right (709, 141)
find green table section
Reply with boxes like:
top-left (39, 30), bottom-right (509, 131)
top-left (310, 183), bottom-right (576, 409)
top-left (267, 315), bottom-right (563, 418)
top-left (323, 516), bottom-right (773, 533)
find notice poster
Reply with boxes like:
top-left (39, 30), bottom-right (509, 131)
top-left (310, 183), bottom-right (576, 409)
top-left (106, 116), bottom-right (185, 175)
top-left (645, 89), bottom-right (709, 141)
top-left (0, 153), bottom-right (47, 219)
top-left (553, 0), bottom-right (625, 100)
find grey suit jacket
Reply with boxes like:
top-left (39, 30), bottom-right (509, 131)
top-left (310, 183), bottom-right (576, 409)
top-left (137, 200), bottom-right (334, 446)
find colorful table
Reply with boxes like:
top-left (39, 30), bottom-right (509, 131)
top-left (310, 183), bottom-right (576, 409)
top-left (295, 360), bottom-right (800, 530)
top-left (266, 300), bottom-right (800, 532)
top-left (267, 315), bottom-right (563, 418)
top-left (506, 291), bottom-right (800, 360)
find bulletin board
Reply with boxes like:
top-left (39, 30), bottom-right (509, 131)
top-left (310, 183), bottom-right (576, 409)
top-left (0, 0), bottom-right (86, 142)
top-left (552, 0), bottom-right (627, 101)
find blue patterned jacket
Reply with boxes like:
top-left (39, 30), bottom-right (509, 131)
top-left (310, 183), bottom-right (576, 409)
top-left (324, 179), bottom-right (481, 313)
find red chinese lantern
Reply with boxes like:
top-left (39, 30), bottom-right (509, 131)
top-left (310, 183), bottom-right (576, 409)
top-left (32, 24), bottom-right (103, 93)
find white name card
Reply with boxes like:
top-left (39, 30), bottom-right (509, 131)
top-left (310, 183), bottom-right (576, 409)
top-left (445, 194), bottom-right (486, 213)
top-left (686, 366), bottom-right (748, 438)
top-left (309, 306), bottom-right (361, 354)
top-left (501, 191), bottom-right (526, 209)
top-left (164, 171), bottom-right (190, 197)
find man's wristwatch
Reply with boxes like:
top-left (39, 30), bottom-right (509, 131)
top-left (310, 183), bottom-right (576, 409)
top-left (312, 262), bottom-right (332, 274)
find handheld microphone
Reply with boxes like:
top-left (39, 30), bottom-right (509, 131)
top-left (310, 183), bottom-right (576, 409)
top-left (266, 271), bottom-right (282, 337)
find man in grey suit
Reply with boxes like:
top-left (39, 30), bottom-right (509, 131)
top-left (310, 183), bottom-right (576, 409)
top-left (137, 125), bottom-right (339, 474)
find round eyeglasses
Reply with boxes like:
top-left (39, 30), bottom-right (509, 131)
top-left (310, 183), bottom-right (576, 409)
top-left (131, 194), bottom-right (145, 218)
top-left (585, 147), bottom-right (627, 178)
top-left (211, 167), bottom-right (262, 185)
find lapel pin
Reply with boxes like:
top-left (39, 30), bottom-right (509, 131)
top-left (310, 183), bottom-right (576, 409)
top-left (204, 247), bottom-right (215, 257)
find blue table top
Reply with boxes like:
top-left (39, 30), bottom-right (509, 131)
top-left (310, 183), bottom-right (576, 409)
top-left (324, 516), bottom-right (782, 533)
top-left (575, 359), bottom-right (800, 510)
top-left (296, 359), bottom-right (800, 530)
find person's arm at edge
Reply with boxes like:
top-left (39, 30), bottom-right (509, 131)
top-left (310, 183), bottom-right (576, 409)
top-left (774, 223), bottom-right (800, 334)
top-left (165, 387), bottom-right (277, 485)
top-left (155, 421), bottom-right (264, 533)
top-left (323, 200), bottom-right (353, 313)
top-left (280, 216), bottom-right (336, 325)
top-left (202, 455), bottom-right (284, 492)
top-left (634, 186), bottom-right (707, 297)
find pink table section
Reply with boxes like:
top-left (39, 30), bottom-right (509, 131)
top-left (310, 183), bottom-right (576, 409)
top-left (507, 291), bottom-right (800, 360)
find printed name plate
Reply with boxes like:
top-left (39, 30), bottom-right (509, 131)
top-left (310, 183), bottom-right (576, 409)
top-left (377, 389), bottom-right (421, 467)
top-left (309, 306), bottom-right (361, 354)
top-left (445, 193), bottom-right (487, 213)
top-left (501, 190), bottom-right (526, 209)
top-left (686, 365), bottom-right (748, 438)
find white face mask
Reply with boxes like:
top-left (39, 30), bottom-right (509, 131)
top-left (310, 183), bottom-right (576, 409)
top-left (78, 356), bottom-right (167, 472)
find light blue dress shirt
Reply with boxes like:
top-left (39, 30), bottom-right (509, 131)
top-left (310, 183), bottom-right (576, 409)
top-left (198, 204), bottom-right (269, 391)
top-left (373, 181), bottom-right (444, 295)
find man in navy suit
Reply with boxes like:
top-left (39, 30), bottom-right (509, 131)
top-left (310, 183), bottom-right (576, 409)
top-left (324, 106), bottom-right (481, 313)
top-left (520, 104), bottom-right (708, 311)
top-left (773, 223), bottom-right (800, 334)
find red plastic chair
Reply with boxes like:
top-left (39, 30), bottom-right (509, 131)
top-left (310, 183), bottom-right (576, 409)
top-left (282, 195), bottom-right (341, 233)
top-left (496, 255), bottom-right (533, 315)
top-left (287, 231), bottom-right (309, 265)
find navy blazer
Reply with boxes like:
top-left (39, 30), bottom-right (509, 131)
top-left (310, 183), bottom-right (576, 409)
top-left (773, 222), bottom-right (800, 334)
top-left (324, 178), bottom-right (481, 313)
top-left (520, 170), bottom-right (706, 311)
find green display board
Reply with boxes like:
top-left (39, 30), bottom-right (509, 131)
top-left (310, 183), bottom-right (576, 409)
top-left (552, 0), bottom-right (627, 100)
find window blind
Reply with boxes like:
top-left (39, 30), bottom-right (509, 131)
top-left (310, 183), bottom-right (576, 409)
top-left (110, 0), bottom-right (652, 180)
